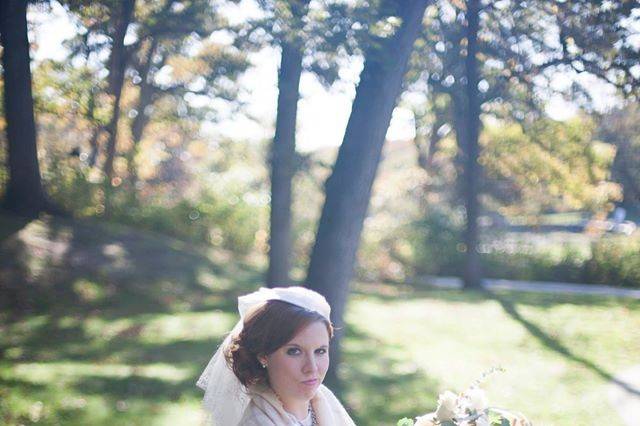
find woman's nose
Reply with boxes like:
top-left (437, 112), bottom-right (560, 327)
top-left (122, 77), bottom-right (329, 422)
top-left (302, 354), bottom-right (318, 374)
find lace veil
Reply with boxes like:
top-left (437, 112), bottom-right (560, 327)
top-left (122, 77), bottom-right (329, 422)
top-left (196, 286), bottom-right (332, 425)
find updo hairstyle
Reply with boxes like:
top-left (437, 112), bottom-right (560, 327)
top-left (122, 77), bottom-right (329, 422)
top-left (224, 299), bottom-right (334, 387)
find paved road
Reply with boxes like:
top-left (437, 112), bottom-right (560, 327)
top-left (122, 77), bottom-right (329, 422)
top-left (416, 275), bottom-right (640, 299)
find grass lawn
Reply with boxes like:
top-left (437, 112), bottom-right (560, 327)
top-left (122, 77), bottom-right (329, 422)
top-left (1, 215), bottom-right (639, 425)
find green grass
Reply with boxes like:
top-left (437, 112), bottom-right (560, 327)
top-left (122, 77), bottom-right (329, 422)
top-left (2, 214), bottom-right (639, 425)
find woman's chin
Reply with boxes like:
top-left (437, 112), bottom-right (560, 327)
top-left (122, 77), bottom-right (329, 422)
top-left (298, 383), bottom-right (320, 398)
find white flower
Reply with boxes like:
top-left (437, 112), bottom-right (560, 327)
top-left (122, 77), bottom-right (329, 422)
top-left (435, 390), bottom-right (458, 421)
top-left (414, 413), bottom-right (437, 426)
top-left (465, 387), bottom-right (489, 411)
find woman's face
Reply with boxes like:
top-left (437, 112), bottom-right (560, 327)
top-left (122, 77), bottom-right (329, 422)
top-left (260, 320), bottom-right (330, 403)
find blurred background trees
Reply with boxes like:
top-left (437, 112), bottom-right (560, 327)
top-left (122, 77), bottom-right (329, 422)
top-left (1, 0), bottom-right (637, 276)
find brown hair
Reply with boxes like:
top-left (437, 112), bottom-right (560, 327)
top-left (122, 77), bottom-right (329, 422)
top-left (224, 299), bottom-right (334, 387)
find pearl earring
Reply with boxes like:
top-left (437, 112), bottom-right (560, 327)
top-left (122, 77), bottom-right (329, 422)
top-left (261, 363), bottom-right (267, 369)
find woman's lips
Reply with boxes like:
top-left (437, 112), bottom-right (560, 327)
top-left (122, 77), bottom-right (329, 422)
top-left (302, 379), bottom-right (318, 386)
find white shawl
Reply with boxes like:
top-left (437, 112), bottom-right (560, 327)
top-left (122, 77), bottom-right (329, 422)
top-left (238, 383), bottom-right (357, 426)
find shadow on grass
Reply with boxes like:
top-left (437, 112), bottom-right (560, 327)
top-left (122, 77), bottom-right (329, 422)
top-left (342, 322), bottom-right (440, 425)
top-left (0, 214), bottom-right (262, 322)
top-left (0, 377), bottom-right (47, 393)
top-left (0, 214), bottom-right (36, 314)
top-left (488, 289), bottom-right (640, 398)
top-left (0, 213), bottom-right (31, 242)
top-left (1, 316), bottom-right (225, 424)
top-left (0, 305), bottom-right (234, 366)
top-left (1, 372), bottom-right (197, 426)
top-left (73, 374), bottom-right (201, 401)
top-left (0, 214), bottom-right (254, 421)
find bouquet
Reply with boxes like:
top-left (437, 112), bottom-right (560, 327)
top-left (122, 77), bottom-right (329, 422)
top-left (397, 368), bottom-right (531, 426)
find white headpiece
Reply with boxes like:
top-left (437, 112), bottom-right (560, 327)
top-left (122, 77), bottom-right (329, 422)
top-left (196, 286), bottom-right (332, 425)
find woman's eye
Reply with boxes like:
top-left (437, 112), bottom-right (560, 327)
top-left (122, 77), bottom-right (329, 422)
top-left (316, 348), bottom-right (327, 355)
top-left (286, 348), bottom-right (301, 355)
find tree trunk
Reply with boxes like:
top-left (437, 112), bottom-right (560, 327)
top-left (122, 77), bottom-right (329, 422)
top-left (267, 41), bottom-right (304, 287)
top-left (612, 144), bottom-right (640, 210)
top-left (414, 114), bottom-right (446, 175)
top-left (87, 126), bottom-right (102, 168)
top-left (86, 85), bottom-right (101, 168)
top-left (461, 0), bottom-right (482, 289)
top-left (266, 0), bottom-right (311, 287)
top-left (0, 0), bottom-right (49, 217)
top-left (128, 39), bottom-right (158, 191)
top-left (305, 0), bottom-right (430, 389)
top-left (103, 0), bottom-right (136, 181)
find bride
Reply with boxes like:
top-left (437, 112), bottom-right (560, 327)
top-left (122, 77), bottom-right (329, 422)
top-left (197, 286), bottom-right (356, 426)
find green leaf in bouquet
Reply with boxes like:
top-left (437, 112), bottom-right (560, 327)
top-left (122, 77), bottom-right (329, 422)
top-left (500, 419), bottom-right (510, 426)
top-left (488, 411), bottom-right (503, 425)
top-left (396, 418), bottom-right (415, 426)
